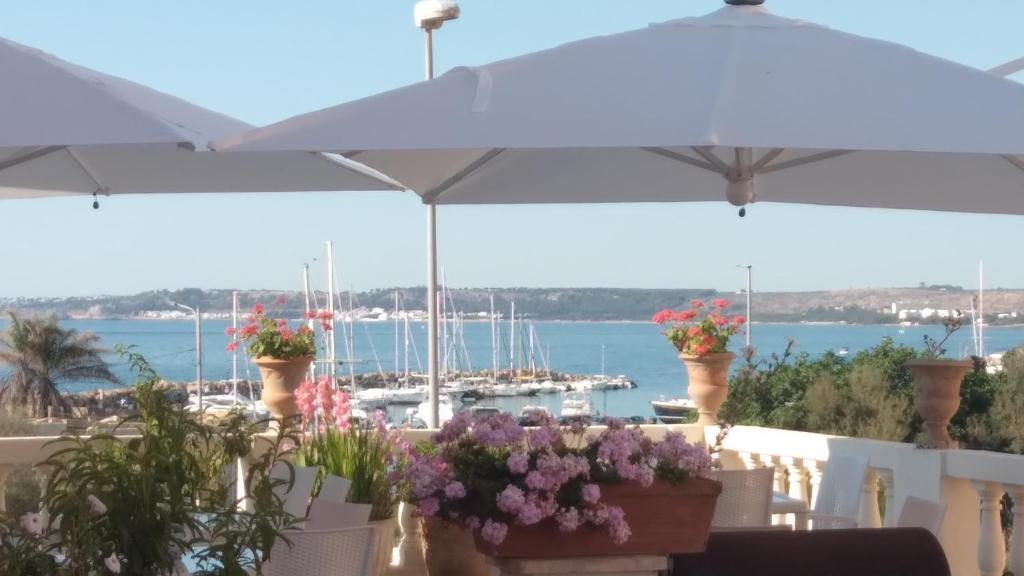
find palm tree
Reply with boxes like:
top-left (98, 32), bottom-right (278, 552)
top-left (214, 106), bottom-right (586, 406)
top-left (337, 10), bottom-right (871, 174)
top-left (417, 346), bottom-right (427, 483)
top-left (0, 313), bottom-right (119, 417)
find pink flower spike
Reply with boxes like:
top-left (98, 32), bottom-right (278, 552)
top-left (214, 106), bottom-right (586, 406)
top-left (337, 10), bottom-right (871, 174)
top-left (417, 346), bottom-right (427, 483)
top-left (712, 298), bottom-right (730, 309)
top-left (226, 342), bottom-right (239, 352)
top-left (252, 304), bottom-right (265, 315)
top-left (276, 296), bottom-right (287, 305)
top-left (224, 327), bottom-right (236, 337)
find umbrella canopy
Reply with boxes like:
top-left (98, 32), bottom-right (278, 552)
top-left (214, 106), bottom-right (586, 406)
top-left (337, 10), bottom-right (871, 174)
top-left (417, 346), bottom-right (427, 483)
top-left (0, 36), bottom-right (401, 198)
top-left (215, 3), bottom-right (1024, 214)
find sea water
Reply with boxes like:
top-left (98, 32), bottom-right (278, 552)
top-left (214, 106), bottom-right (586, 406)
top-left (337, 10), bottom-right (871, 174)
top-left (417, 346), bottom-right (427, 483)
top-left (19, 319), bottom-right (1023, 419)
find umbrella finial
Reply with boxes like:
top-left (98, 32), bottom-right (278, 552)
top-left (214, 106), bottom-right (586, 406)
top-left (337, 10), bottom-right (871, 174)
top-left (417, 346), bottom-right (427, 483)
top-left (725, 0), bottom-right (765, 5)
top-left (92, 192), bottom-right (100, 210)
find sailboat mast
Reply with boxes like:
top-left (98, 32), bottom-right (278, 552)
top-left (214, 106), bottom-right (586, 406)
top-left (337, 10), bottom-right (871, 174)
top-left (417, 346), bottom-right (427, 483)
top-left (394, 290), bottom-right (400, 382)
top-left (490, 294), bottom-right (498, 380)
top-left (979, 260), bottom-right (985, 357)
top-left (404, 316), bottom-right (410, 378)
top-left (325, 241), bottom-right (337, 386)
top-left (303, 264), bottom-right (316, 380)
top-left (231, 290), bottom-right (239, 404)
top-left (510, 301), bottom-right (516, 377)
top-left (529, 322), bottom-right (536, 376)
top-left (441, 269), bottom-right (449, 378)
top-left (348, 288), bottom-right (356, 392)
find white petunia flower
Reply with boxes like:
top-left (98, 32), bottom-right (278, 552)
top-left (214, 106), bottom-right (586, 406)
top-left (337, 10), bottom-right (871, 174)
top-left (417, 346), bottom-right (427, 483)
top-left (103, 552), bottom-right (121, 574)
top-left (87, 494), bottom-right (108, 515)
top-left (19, 512), bottom-right (43, 536)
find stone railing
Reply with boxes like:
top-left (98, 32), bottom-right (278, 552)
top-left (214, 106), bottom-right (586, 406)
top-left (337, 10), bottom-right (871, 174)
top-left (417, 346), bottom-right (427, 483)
top-left (1, 424), bottom-right (1021, 576)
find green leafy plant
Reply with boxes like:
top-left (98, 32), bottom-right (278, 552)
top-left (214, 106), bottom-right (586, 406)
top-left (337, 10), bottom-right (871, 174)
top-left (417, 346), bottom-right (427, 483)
top-left (37, 346), bottom-right (299, 576)
top-left (228, 303), bottom-right (318, 360)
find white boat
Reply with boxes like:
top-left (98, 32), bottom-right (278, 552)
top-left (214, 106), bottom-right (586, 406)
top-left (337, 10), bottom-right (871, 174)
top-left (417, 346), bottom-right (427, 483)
top-left (561, 392), bottom-right (592, 419)
top-left (539, 380), bottom-right (561, 394)
top-left (650, 398), bottom-right (697, 424)
top-left (354, 388), bottom-right (389, 409)
top-left (414, 394), bottom-right (456, 425)
top-left (385, 386), bottom-right (428, 405)
top-left (491, 383), bottom-right (519, 397)
top-left (186, 394), bottom-right (269, 420)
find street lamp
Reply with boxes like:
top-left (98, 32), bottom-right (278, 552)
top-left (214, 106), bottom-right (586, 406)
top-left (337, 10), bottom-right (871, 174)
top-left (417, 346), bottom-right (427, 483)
top-left (174, 302), bottom-right (203, 409)
top-left (416, 0), bottom-right (460, 429)
top-left (736, 265), bottom-right (752, 348)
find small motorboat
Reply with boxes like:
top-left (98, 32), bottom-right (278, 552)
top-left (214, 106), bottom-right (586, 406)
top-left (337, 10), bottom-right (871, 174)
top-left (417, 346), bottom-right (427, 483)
top-left (650, 398), bottom-right (697, 424)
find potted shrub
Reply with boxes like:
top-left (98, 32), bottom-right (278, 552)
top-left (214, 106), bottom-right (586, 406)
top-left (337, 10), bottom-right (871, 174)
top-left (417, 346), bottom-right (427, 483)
top-left (294, 376), bottom-right (411, 576)
top-left (406, 412), bottom-right (720, 567)
top-left (653, 299), bottom-right (745, 424)
top-left (905, 313), bottom-right (971, 449)
top-left (11, 347), bottom-right (299, 576)
top-left (228, 304), bottom-right (324, 421)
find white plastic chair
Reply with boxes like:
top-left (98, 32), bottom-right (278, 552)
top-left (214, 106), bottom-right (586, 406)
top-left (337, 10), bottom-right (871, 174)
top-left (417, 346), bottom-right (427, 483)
top-left (270, 464), bottom-right (319, 523)
top-left (709, 467), bottom-right (775, 528)
top-left (264, 525), bottom-right (376, 576)
top-left (896, 495), bottom-right (946, 536)
top-left (808, 456), bottom-right (869, 529)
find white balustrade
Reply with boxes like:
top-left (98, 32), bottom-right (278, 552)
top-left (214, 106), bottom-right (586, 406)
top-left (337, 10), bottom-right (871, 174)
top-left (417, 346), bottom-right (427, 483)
top-left (973, 481), bottom-right (1006, 576)
top-left (1, 424), bottom-right (1022, 576)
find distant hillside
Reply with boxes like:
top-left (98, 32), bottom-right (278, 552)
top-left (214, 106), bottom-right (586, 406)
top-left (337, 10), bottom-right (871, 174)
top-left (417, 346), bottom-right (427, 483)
top-left (0, 285), bottom-right (1020, 324)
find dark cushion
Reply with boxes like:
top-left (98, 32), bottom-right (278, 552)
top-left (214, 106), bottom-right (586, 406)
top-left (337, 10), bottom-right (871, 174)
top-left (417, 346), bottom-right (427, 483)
top-left (671, 528), bottom-right (950, 576)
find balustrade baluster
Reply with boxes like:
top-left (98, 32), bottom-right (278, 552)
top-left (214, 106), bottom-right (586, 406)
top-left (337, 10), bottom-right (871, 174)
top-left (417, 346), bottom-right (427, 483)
top-left (973, 481), bottom-right (1007, 576)
top-left (1008, 486), bottom-right (1024, 576)
top-left (877, 469), bottom-right (895, 527)
top-left (739, 451), bottom-right (758, 470)
top-left (805, 459), bottom-right (824, 510)
top-left (782, 457), bottom-right (808, 504)
top-left (858, 468), bottom-right (882, 528)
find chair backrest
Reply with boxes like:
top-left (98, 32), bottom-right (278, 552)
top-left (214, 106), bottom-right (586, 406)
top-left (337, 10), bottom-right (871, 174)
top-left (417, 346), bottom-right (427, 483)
top-left (896, 495), bottom-right (946, 536)
top-left (270, 464), bottom-right (319, 521)
top-left (318, 474), bottom-right (352, 504)
top-left (810, 456), bottom-right (869, 529)
top-left (709, 468), bottom-right (774, 528)
top-left (264, 525), bottom-right (376, 576)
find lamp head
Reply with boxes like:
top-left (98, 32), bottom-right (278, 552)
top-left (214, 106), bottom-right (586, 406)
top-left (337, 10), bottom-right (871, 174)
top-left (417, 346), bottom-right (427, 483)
top-left (415, 0), bottom-right (460, 30)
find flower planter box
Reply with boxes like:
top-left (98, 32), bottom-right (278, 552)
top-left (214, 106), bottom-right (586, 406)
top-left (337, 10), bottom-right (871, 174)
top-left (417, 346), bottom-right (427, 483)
top-left (475, 478), bottom-right (722, 558)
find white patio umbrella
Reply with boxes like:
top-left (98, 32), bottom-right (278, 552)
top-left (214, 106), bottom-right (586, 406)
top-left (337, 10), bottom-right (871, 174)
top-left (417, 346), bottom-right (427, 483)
top-left (0, 36), bottom-right (401, 199)
top-left (213, 1), bottom-right (1024, 421)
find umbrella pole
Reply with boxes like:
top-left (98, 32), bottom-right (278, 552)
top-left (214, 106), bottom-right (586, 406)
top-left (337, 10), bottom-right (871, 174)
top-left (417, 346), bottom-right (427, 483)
top-left (425, 27), bottom-right (440, 428)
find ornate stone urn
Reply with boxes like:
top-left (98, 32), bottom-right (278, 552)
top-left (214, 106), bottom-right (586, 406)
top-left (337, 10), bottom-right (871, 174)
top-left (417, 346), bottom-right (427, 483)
top-left (905, 358), bottom-right (971, 449)
top-left (253, 356), bottom-right (313, 420)
top-left (681, 352), bottom-right (735, 425)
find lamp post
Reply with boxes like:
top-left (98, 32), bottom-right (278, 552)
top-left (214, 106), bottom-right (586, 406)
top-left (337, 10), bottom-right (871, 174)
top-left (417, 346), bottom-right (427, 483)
top-left (175, 302), bottom-right (203, 408)
top-left (736, 265), bottom-right (752, 347)
top-left (415, 0), bottom-right (460, 428)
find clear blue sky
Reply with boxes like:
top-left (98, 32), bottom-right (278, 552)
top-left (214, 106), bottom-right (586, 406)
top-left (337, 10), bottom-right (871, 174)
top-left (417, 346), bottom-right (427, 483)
top-left (2, 1), bottom-right (1022, 297)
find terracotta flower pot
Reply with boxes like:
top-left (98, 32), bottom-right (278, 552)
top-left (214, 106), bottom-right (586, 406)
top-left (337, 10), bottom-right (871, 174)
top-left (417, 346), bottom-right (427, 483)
top-left (253, 356), bottom-right (313, 421)
top-left (681, 352), bottom-right (735, 425)
top-left (420, 517), bottom-right (491, 576)
top-left (906, 358), bottom-right (971, 449)
top-left (475, 478), bottom-right (722, 558)
top-left (369, 516), bottom-right (398, 576)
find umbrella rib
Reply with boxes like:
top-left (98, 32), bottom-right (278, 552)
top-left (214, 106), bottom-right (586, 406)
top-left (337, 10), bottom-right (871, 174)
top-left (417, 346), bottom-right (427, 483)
top-left (67, 148), bottom-right (109, 193)
top-left (0, 145), bottom-right (66, 174)
top-left (422, 148), bottom-right (506, 203)
top-left (758, 149), bottom-right (854, 174)
top-left (1002, 155), bottom-right (1024, 175)
top-left (640, 147), bottom-right (723, 174)
top-left (751, 148), bottom-right (786, 173)
top-left (690, 147), bottom-right (732, 173)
